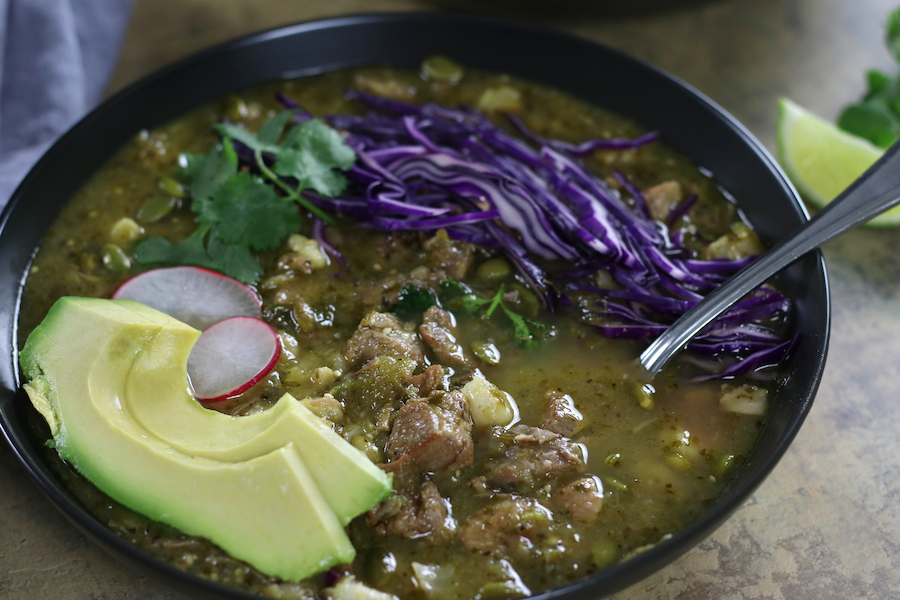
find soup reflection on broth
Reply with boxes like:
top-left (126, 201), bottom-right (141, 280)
top-left (19, 64), bottom-right (789, 599)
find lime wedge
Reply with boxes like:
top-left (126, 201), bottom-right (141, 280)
top-left (776, 97), bottom-right (898, 226)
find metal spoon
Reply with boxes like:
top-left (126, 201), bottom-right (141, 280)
top-left (640, 138), bottom-right (900, 374)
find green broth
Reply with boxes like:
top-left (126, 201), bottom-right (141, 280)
top-left (19, 66), bottom-right (771, 600)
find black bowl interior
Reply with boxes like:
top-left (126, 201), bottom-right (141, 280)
top-left (0, 12), bottom-right (829, 600)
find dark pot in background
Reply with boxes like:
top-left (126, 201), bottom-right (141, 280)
top-left (423, 0), bottom-right (726, 17)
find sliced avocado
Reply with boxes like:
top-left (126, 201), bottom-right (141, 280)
top-left (102, 299), bottom-right (391, 526)
top-left (19, 297), bottom-right (356, 581)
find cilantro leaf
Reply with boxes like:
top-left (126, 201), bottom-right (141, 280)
top-left (133, 227), bottom-right (263, 284)
top-left (274, 148), bottom-right (348, 198)
top-left (390, 285), bottom-right (439, 318)
top-left (390, 279), bottom-right (547, 347)
top-left (867, 69), bottom-right (893, 96)
top-left (438, 278), bottom-right (472, 299)
top-left (195, 172), bottom-right (300, 251)
top-left (838, 8), bottom-right (900, 147)
top-left (283, 118), bottom-right (357, 168)
top-left (482, 286), bottom-right (505, 318)
top-left (274, 119), bottom-right (356, 196)
top-left (501, 304), bottom-right (545, 348)
top-left (178, 152), bottom-right (205, 182)
top-left (888, 7), bottom-right (900, 62)
top-left (438, 279), bottom-right (491, 315)
top-left (182, 142), bottom-right (238, 202)
top-left (257, 111), bottom-right (296, 146)
top-left (837, 99), bottom-right (900, 148)
top-left (215, 122), bottom-right (279, 155)
top-left (206, 233), bottom-right (265, 283)
top-left (134, 228), bottom-right (213, 266)
top-left (459, 295), bottom-right (493, 315)
top-left (144, 109), bottom-right (356, 284)
top-left (437, 278), bottom-right (548, 347)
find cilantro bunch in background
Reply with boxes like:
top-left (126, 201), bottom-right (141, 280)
top-left (776, 6), bottom-right (900, 225)
top-left (837, 7), bottom-right (900, 148)
top-left (134, 111), bottom-right (356, 283)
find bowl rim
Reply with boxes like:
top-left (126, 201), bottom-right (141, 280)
top-left (0, 11), bottom-right (830, 600)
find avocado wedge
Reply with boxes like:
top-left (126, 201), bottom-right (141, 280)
top-left (19, 297), bottom-right (389, 581)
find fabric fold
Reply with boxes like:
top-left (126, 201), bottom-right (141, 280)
top-left (0, 0), bottom-right (132, 206)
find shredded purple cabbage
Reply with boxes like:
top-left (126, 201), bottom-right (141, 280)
top-left (254, 90), bottom-right (796, 379)
top-left (311, 217), bottom-right (346, 268)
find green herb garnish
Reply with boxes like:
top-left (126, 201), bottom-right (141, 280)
top-left (390, 285), bottom-right (439, 319)
top-left (838, 8), bottom-right (900, 148)
top-left (134, 112), bottom-right (355, 282)
top-left (392, 279), bottom-right (547, 348)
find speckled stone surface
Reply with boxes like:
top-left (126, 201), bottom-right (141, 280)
top-left (3, 0), bottom-right (900, 598)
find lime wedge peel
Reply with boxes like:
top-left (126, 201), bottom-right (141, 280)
top-left (776, 97), bottom-right (900, 226)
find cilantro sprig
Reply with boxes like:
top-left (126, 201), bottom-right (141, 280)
top-left (838, 8), bottom-right (900, 147)
top-left (134, 111), bottom-right (355, 283)
top-left (215, 114), bottom-right (355, 221)
top-left (391, 279), bottom-right (548, 348)
top-left (391, 285), bottom-right (440, 319)
top-left (441, 279), bottom-right (548, 348)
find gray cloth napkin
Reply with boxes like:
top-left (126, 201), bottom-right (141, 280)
top-left (0, 0), bottom-right (132, 207)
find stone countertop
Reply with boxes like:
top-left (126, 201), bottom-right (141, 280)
top-left (2, 0), bottom-right (900, 598)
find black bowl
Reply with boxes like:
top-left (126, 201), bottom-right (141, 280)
top-left (0, 12), bottom-right (829, 600)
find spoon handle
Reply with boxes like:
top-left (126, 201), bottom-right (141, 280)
top-left (640, 138), bottom-right (900, 374)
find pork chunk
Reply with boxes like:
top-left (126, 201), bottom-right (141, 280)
top-left (459, 496), bottom-right (552, 554)
top-left (385, 391), bottom-right (474, 474)
top-left (556, 476), bottom-right (604, 523)
top-left (539, 390), bottom-right (583, 437)
top-left (425, 230), bottom-right (474, 280)
top-left (403, 364), bottom-right (448, 398)
top-left (487, 425), bottom-right (584, 488)
top-left (366, 481), bottom-right (455, 541)
top-left (643, 180), bottom-right (682, 222)
top-left (345, 311), bottom-right (424, 367)
top-left (419, 306), bottom-right (472, 367)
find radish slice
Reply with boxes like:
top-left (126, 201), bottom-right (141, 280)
top-left (187, 317), bottom-right (282, 402)
top-left (112, 266), bottom-right (261, 330)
